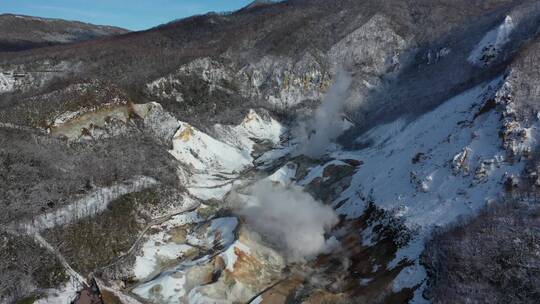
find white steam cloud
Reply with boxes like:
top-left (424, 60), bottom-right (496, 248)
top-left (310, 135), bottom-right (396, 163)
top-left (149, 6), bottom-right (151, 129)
top-left (296, 68), bottom-right (352, 158)
top-left (233, 180), bottom-right (339, 261)
top-left (229, 70), bottom-right (351, 261)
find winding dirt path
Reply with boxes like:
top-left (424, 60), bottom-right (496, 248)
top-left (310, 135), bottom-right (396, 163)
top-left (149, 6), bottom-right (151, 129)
top-left (95, 203), bottom-right (202, 273)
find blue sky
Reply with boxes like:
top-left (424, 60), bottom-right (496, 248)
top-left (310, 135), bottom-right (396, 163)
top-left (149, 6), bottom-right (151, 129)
top-left (0, 0), bottom-right (254, 30)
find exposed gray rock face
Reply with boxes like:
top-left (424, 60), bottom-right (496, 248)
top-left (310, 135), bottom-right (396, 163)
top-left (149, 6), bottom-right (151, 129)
top-left (238, 53), bottom-right (331, 109)
top-left (328, 14), bottom-right (409, 75)
top-left (147, 54), bottom-right (331, 111)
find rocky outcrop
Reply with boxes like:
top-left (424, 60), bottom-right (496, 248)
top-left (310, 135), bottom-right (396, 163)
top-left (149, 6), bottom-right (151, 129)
top-left (451, 148), bottom-right (471, 175)
top-left (50, 102), bottom-right (180, 145)
top-left (147, 54), bottom-right (331, 110)
top-left (328, 14), bottom-right (408, 76)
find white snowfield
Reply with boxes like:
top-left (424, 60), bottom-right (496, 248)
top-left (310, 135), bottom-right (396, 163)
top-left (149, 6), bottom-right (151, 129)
top-left (266, 161), bottom-right (298, 186)
top-left (335, 78), bottom-right (518, 227)
top-left (214, 109), bottom-right (284, 152)
top-left (170, 110), bottom-right (283, 173)
top-left (469, 16), bottom-right (514, 66)
top-left (169, 109), bottom-right (284, 201)
top-left (133, 217), bottom-right (239, 303)
top-left (134, 211), bottom-right (204, 280)
top-left (170, 121), bottom-right (252, 173)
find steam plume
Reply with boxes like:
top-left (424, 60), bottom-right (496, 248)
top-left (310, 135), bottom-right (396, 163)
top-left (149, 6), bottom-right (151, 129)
top-left (233, 180), bottom-right (339, 261)
top-left (297, 68), bottom-right (352, 158)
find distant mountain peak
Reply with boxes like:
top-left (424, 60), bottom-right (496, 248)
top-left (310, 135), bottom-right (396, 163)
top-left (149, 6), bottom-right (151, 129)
top-left (243, 0), bottom-right (281, 10)
top-left (0, 14), bottom-right (128, 52)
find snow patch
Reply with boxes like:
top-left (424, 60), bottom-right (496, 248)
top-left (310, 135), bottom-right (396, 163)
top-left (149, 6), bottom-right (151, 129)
top-left (134, 211), bottom-right (203, 280)
top-left (133, 254), bottom-right (215, 304)
top-left (20, 176), bottom-right (157, 232)
top-left (133, 271), bottom-right (188, 303)
top-left (34, 282), bottom-right (78, 304)
top-left (169, 122), bottom-right (252, 173)
top-left (266, 162), bottom-right (298, 186)
top-left (53, 110), bottom-right (82, 126)
top-left (298, 160), bottom-right (348, 186)
top-left (250, 296), bottom-right (263, 304)
top-left (0, 72), bottom-right (16, 93)
top-left (469, 16), bottom-right (514, 66)
top-left (186, 217), bottom-right (238, 249)
top-left (214, 109), bottom-right (284, 153)
top-left (220, 241), bottom-right (252, 272)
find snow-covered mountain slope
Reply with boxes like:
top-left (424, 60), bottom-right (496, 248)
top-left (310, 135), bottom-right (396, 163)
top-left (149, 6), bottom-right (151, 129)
top-left (170, 122), bottom-right (252, 173)
top-left (334, 78), bottom-right (517, 227)
top-left (169, 109), bottom-right (284, 201)
top-left (306, 77), bottom-right (530, 302)
top-left (214, 109), bottom-right (284, 153)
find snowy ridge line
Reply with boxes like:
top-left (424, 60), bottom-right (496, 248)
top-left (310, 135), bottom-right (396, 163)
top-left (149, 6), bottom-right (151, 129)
top-left (15, 176), bottom-right (158, 233)
top-left (0, 122), bottom-right (47, 133)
